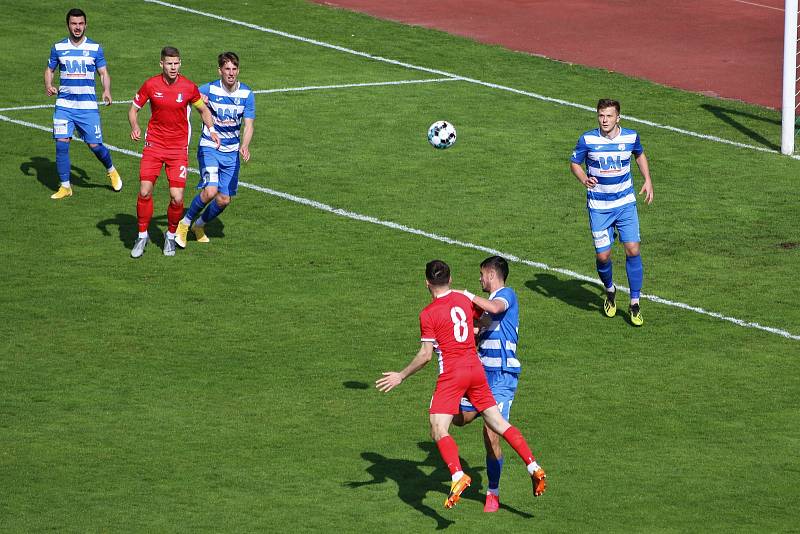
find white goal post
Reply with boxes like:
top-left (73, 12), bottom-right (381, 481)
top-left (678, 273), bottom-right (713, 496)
top-left (782, 0), bottom-right (798, 155)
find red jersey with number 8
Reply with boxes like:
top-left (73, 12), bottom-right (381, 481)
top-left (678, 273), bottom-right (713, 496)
top-left (133, 74), bottom-right (201, 150)
top-left (419, 291), bottom-right (482, 374)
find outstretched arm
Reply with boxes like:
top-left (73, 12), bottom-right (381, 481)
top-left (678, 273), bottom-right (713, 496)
top-left (376, 342), bottom-right (434, 392)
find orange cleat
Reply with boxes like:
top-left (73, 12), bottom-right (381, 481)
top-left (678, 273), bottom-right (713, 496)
top-left (532, 468), bottom-right (547, 497)
top-left (444, 474), bottom-right (471, 509)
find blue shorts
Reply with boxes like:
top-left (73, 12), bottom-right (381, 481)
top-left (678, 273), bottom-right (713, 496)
top-left (588, 203), bottom-right (641, 253)
top-left (52, 108), bottom-right (103, 143)
top-left (197, 146), bottom-right (240, 197)
top-left (460, 370), bottom-right (518, 421)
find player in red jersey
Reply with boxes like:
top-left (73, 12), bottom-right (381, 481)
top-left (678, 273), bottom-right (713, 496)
top-left (377, 260), bottom-right (547, 510)
top-left (127, 46), bottom-right (220, 258)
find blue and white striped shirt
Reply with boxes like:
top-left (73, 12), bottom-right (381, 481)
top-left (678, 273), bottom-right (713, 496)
top-left (198, 80), bottom-right (256, 153)
top-left (47, 37), bottom-right (106, 113)
top-left (477, 287), bottom-right (520, 374)
top-left (571, 127), bottom-right (644, 212)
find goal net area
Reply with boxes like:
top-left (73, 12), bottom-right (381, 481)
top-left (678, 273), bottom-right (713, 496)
top-left (782, 0), bottom-right (799, 154)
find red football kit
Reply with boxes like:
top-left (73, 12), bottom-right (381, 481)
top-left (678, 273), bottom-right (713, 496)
top-left (420, 291), bottom-right (497, 414)
top-left (133, 74), bottom-right (201, 187)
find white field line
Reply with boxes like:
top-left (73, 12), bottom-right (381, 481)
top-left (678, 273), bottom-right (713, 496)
top-left (145, 0), bottom-right (800, 161)
top-left (2, 112), bottom-right (798, 341)
top-left (0, 78), bottom-right (458, 113)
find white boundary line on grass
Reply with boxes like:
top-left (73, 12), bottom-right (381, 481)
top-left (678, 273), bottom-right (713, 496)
top-left (145, 0), bottom-right (800, 161)
top-left (0, 78), bottom-right (459, 113)
top-left (1, 111), bottom-right (797, 341)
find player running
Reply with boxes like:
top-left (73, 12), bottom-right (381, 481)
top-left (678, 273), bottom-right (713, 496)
top-left (128, 47), bottom-right (219, 258)
top-left (570, 98), bottom-right (654, 325)
top-left (377, 260), bottom-right (546, 510)
top-left (453, 256), bottom-right (523, 512)
top-left (44, 8), bottom-right (122, 199)
top-left (175, 52), bottom-right (255, 248)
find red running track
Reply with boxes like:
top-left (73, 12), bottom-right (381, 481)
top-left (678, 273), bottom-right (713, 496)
top-left (313, 0), bottom-right (787, 109)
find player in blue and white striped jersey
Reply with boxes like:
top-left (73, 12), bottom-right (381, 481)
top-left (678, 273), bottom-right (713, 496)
top-left (570, 98), bottom-right (654, 326)
top-left (44, 8), bottom-right (121, 199)
top-left (455, 256), bottom-right (526, 512)
top-left (175, 52), bottom-right (256, 249)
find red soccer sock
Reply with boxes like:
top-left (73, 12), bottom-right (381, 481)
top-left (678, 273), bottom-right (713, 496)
top-left (167, 200), bottom-right (184, 233)
top-left (137, 194), bottom-right (153, 233)
top-left (502, 426), bottom-right (536, 466)
top-left (435, 435), bottom-right (462, 476)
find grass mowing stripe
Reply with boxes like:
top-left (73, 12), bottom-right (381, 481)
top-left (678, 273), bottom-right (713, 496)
top-left (145, 0), bottom-right (800, 161)
top-left (0, 78), bottom-right (458, 113)
top-left (3, 112), bottom-right (797, 341)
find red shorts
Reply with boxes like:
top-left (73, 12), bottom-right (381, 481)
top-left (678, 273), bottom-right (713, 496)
top-left (429, 364), bottom-right (496, 415)
top-left (140, 145), bottom-right (189, 188)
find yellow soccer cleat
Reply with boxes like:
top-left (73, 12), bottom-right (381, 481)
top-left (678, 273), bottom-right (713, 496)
top-left (630, 303), bottom-right (644, 327)
top-left (603, 287), bottom-right (617, 318)
top-left (50, 186), bottom-right (73, 199)
top-left (444, 474), bottom-right (471, 509)
top-left (192, 224), bottom-right (210, 243)
top-left (107, 168), bottom-right (122, 192)
top-left (175, 221), bottom-right (190, 249)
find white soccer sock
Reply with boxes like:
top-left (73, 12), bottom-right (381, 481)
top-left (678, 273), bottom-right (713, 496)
top-left (138, 231), bottom-right (148, 239)
top-left (60, 181), bottom-right (71, 188)
top-left (194, 218), bottom-right (205, 228)
top-left (487, 487), bottom-right (500, 496)
top-left (527, 461), bottom-right (541, 475)
top-left (452, 470), bottom-right (464, 482)
top-left (166, 231), bottom-right (175, 240)
top-left (180, 215), bottom-right (192, 226)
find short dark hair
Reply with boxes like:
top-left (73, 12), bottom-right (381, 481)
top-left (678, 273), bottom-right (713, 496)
top-left (597, 98), bottom-right (620, 114)
top-left (480, 256), bottom-right (509, 281)
top-left (161, 46), bottom-right (181, 60)
top-left (66, 8), bottom-right (86, 24)
top-left (425, 260), bottom-right (451, 286)
top-left (218, 51), bottom-right (240, 68)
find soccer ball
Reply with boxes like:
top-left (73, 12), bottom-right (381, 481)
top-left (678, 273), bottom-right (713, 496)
top-left (427, 121), bottom-right (457, 149)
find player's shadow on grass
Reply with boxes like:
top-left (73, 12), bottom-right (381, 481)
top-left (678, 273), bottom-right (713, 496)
top-left (97, 213), bottom-right (168, 249)
top-left (347, 442), bottom-right (532, 528)
top-left (20, 156), bottom-right (104, 193)
top-left (96, 214), bottom-right (226, 250)
top-left (525, 273), bottom-right (602, 314)
top-left (700, 104), bottom-right (780, 151)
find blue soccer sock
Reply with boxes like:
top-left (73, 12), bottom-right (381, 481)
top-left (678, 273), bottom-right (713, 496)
top-left (55, 140), bottom-right (71, 186)
top-left (184, 194), bottom-right (209, 224)
top-left (626, 254), bottom-right (644, 300)
top-left (596, 257), bottom-right (614, 290)
top-left (89, 143), bottom-right (114, 170)
top-left (199, 200), bottom-right (226, 225)
top-left (486, 454), bottom-right (504, 493)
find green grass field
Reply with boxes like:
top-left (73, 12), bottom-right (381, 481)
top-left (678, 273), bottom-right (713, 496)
top-left (1, 0), bottom-right (799, 531)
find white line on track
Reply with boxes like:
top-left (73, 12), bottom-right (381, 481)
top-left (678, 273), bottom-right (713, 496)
top-left (732, 0), bottom-right (783, 12)
top-left (1, 112), bottom-right (797, 341)
top-left (0, 79), bottom-right (458, 113)
top-left (144, 0), bottom-right (800, 161)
